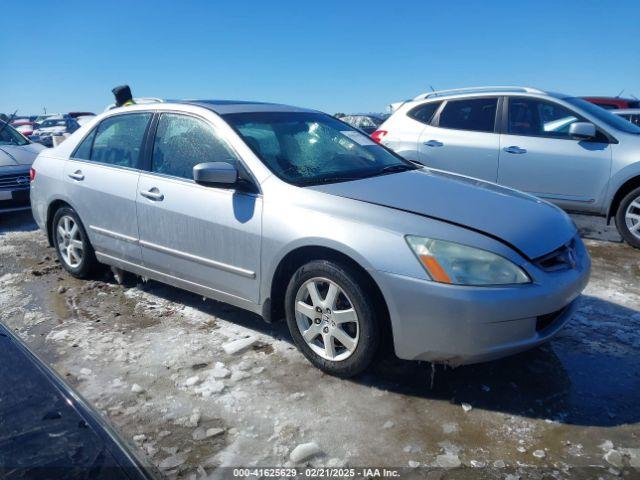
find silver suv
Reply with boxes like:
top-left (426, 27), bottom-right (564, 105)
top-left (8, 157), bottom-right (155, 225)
top-left (30, 100), bottom-right (589, 376)
top-left (375, 86), bottom-right (640, 248)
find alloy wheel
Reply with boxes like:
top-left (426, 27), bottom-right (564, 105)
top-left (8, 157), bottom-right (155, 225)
top-left (625, 195), bottom-right (640, 240)
top-left (56, 215), bottom-right (84, 269)
top-left (294, 277), bottom-right (360, 361)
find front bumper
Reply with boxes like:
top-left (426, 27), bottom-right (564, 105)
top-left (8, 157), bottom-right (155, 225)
top-left (0, 166), bottom-right (31, 213)
top-left (373, 238), bottom-right (591, 365)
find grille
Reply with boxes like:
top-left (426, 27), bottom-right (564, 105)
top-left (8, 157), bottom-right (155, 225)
top-left (534, 239), bottom-right (578, 272)
top-left (536, 306), bottom-right (568, 332)
top-left (0, 172), bottom-right (30, 190)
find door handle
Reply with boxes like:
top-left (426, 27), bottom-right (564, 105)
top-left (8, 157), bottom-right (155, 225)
top-left (503, 146), bottom-right (527, 154)
top-left (423, 140), bottom-right (444, 147)
top-left (140, 188), bottom-right (164, 201)
top-left (68, 170), bottom-right (84, 181)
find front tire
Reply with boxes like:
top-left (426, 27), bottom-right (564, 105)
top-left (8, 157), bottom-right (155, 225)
top-left (615, 186), bottom-right (640, 249)
top-left (52, 207), bottom-right (99, 278)
top-left (284, 260), bottom-right (380, 377)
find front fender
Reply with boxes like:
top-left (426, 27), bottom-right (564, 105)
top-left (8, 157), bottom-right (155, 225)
top-left (605, 162), bottom-right (640, 218)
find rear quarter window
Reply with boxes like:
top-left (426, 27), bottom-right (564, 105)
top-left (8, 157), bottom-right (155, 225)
top-left (407, 102), bottom-right (442, 125)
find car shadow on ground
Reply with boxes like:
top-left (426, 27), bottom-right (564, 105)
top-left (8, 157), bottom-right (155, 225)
top-left (135, 275), bottom-right (639, 429)
top-left (361, 296), bottom-right (640, 429)
top-left (0, 211), bottom-right (38, 234)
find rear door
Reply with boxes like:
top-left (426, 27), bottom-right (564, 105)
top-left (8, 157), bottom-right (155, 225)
top-left (136, 112), bottom-right (262, 304)
top-left (64, 112), bottom-right (152, 263)
top-left (417, 97), bottom-right (500, 181)
top-left (497, 96), bottom-right (612, 212)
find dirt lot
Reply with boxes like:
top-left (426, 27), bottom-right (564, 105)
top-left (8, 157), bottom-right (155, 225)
top-left (1, 211), bottom-right (639, 479)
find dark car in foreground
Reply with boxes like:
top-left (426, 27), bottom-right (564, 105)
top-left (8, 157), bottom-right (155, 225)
top-left (0, 323), bottom-right (155, 479)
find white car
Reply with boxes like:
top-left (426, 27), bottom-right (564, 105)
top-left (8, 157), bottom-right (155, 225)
top-left (32, 118), bottom-right (80, 147)
top-left (374, 86), bottom-right (640, 248)
top-left (612, 109), bottom-right (640, 127)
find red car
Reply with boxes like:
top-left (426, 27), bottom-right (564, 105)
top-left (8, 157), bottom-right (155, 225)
top-left (582, 96), bottom-right (640, 110)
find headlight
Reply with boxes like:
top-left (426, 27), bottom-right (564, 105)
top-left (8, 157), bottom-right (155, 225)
top-left (406, 236), bottom-right (530, 286)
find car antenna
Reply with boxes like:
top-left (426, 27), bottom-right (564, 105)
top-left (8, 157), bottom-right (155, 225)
top-left (615, 89), bottom-right (625, 98)
top-left (0, 109), bottom-right (18, 139)
top-left (429, 85), bottom-right (436, 92)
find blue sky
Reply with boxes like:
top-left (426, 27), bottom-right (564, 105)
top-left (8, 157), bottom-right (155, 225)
top-left (2, 0), bottom-right (639, 115)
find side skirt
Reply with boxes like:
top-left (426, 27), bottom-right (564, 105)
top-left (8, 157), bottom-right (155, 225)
top-left (95, 251), bottom-right (264, 317)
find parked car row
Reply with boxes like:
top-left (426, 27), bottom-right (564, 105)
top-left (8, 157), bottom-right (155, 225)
top-left (30, 117), bottom-right (81, 147)
top-left (2, 112), bottom-right (96, 147)
top-left (374, 86), bottom-right (640, 248)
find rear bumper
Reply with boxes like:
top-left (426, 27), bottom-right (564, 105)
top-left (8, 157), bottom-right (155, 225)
top-left (372, 240), bottom-right (590, 365)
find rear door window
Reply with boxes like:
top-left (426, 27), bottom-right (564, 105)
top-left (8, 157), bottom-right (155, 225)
top-left (89, 113), bottom-right (152, 168)
top-left (438, 98), bottom-right (498, 132)
top-left (408, 101), bottom-right (441, 125)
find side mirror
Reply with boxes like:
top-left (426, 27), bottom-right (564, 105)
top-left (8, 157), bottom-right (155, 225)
top-left (569, 122), bottom-right (596, 140)
top-left (193, 162), bottom-right (237, 186)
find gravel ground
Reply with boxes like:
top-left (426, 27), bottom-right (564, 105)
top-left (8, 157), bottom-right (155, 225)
top-left (1, 211), bottom-right (639, 479)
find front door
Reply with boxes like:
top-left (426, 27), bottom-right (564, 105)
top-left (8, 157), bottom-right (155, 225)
top-left (418, 96), bottom-right (500, 182)
top-left (498, 97), bottom-right (612, 212)
top-left (136, 112), bottom-right (262, 304)
top-left (64, 112), bottom-right (152, 263)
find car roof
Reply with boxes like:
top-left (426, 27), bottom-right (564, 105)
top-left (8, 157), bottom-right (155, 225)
top-left (388, 87), bottom-right (572, 113)
top-left (171, 99), bottom-right (317, 115)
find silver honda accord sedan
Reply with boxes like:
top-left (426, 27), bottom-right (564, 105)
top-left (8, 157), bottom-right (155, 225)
top-left (30, 100), bottom-right (590, 377)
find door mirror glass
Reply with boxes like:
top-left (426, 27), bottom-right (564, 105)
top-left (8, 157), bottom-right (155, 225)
top-left (569, 122), bottom-right (596, 139)
top-left (193, 162), bottom-right (238, 186)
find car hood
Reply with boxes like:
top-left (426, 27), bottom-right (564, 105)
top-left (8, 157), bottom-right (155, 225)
top-left (309, 168), bottom-right (576, 259)
top-left (0, 143), bottom-right (46, 166)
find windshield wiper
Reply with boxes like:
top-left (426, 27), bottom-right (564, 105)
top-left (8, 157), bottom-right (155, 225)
top-left (298, 164), bottom-right (416, 186)
top-left (376, 164), bottom-right (415, 174)
top-left (299, 175), bottom-right (364, 186)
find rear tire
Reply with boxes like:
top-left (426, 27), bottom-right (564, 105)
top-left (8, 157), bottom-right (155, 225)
top-left (615, 186), bottom-right (640, 249)
top-left (284, 259), bottom-right (380, 378)
top-left (52, 206), bottom-right (99, 278)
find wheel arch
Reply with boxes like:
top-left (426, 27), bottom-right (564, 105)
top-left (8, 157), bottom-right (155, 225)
top-left (608, 175), bottom-right (640, 223)
top-left (265, 245), bottom-right (392, 345)
top-left (45, 198), bottom-right (75, 247)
